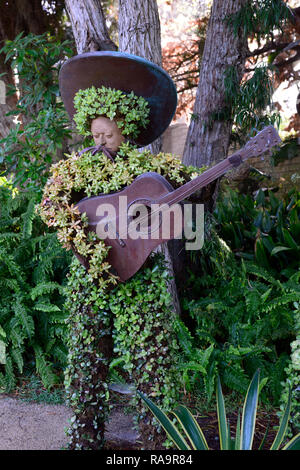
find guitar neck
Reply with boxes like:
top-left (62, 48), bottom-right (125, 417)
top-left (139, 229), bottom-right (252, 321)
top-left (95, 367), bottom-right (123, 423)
top-left (157, 153), bottom-right (241, 206)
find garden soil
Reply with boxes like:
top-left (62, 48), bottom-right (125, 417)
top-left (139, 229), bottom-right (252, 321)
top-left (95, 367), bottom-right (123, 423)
top-left (0, 395), bottom-right (139, 450)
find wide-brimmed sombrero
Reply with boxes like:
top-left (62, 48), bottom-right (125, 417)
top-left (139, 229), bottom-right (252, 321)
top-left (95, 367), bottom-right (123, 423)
top-left (59, 51), bottom-right (177, 147)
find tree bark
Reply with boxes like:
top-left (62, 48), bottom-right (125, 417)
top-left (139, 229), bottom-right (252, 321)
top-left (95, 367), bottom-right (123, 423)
top-left (183, 0), bottom-right (248, 168)
top-left (118, 0), bottom-right (181, 316)
top-left (65, 0), bottom-right (117, 53)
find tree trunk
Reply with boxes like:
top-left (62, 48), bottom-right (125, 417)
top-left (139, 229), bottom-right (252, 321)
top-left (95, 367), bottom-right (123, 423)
top-left (65, 0), bottom-right (117, 53)
top-left (183, 0), bottom-right (248, 168)
top-left (118, 0), bottom-right (162, 155)
top-left (118, 0), bottom-right (181, 316)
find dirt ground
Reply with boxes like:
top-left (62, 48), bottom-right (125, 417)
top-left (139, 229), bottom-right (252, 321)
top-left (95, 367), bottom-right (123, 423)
top-left (0, 395), bottom-right (139, 450)
top-left (0, 393), bottom-right (283, 451)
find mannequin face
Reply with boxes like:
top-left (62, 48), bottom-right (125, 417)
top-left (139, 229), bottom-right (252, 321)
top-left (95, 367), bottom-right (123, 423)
top-left (91, 116), bottom-right (125, 152)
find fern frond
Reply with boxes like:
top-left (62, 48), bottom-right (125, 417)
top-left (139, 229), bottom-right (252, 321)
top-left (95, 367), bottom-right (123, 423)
top-left (21, 198), bottom-right (36, 239)
top-left (173, 318), bottom-right (194, 357)
top-left (265, 293), bottom-right (300, 312)
top-left (4, 356), bottom-right (16, 392)
top-left (11, 347), bottom-right (24, 374)
top-left (30, 282), bottom-right (63, 300)
top-left (14, 298), bottom-right (35, 339)
top-left (245, 263), bottom-right (277, 285)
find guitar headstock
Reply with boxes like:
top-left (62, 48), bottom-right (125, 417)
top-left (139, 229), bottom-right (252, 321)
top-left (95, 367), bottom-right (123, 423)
top-left (242, 126), bottom-right (282, 161)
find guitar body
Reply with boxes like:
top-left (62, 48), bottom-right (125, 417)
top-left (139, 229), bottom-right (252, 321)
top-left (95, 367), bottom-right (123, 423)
top-left (75, 172), bottom-right (184, 281)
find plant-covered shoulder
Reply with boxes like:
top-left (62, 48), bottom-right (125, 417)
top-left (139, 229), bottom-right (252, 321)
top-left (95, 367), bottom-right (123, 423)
top-left (73, 86), bottom-right (150, 139)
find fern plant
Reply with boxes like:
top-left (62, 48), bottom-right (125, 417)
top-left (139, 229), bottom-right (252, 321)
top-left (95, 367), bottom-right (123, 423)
top-left (0, 183), bottom-right (71, 391)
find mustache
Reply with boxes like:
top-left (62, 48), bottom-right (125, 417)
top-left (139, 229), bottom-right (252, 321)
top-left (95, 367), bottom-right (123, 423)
top-left (78, 144), bottom-right (117, 162)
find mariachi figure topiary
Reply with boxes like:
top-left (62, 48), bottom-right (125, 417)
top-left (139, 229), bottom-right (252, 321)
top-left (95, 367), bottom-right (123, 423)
top-left (38, 52), bottom-right (204, 450)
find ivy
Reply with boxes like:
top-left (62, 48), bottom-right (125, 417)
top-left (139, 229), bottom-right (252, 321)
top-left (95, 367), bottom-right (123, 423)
top-left (37, 144), bottom-right (204, 289)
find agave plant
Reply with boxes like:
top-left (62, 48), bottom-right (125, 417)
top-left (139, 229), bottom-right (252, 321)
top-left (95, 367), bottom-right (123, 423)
top-left (138, 370), bottom-right (300, 450)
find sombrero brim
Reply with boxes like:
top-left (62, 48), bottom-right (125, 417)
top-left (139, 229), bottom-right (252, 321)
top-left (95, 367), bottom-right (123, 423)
top-left (58, 51), bottom-right (177, 147)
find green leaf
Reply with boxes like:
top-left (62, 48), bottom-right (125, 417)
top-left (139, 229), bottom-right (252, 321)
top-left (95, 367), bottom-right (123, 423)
top-left (271, 246), bottom-right (292, 256)
top-left (216, 375), bottom-right (228, 450)
top-left (14, 299), bottom-right (35, 339)
top-left (235, 412), bottom-right (241, 450)
top-left (240, 369), bottom-right (260, 450)
top-left (282, 228), bottom-right (298, 251)
top-left (282, 434), bottom-right (300, 450)
top-left (270, 387), bottom-right (291, 450)
top-left (137, 391), bottom-right (191, 450)
top-left (33, 303), bottom-right (61, 312)
top-left (171, 405), bottom-right (209, 450)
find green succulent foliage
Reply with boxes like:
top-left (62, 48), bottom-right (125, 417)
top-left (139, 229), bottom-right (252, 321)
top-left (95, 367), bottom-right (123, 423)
top-left (73, 86), bottom-right (150, 140)
top-left (0, 183), bottom-right (71, 391)
top-left (214, 188), bottom-right (300, 276)
top-left (138, 369), bottom-right (300, 450)
top-left (0, 32), bottom-right (73, 195)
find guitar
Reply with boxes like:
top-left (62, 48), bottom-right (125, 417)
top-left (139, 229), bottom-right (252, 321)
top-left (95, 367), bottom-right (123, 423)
top-left (76, 126), bottom-right (281, 281)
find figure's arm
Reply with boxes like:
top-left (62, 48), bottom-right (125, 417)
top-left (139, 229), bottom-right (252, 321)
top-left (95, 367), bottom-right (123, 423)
top-left (37, 155), bottom-right (118, 288)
